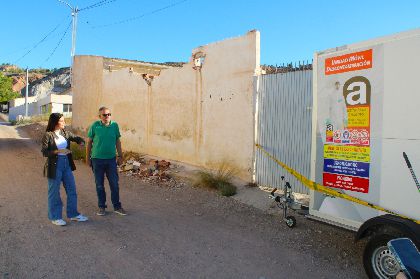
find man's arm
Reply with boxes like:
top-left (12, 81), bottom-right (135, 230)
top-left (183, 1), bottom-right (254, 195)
top-left (86, 138), bottom-right (93, 166)
top-left (116, 139), bottom-right (123, 165)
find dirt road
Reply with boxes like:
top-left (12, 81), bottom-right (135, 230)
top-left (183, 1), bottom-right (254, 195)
top-left (0, 122), bottom-right (367, 279)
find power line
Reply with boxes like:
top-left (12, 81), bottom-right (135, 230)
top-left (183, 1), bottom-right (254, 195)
top-left (79, 0), bottom-right (108, 11)
top-left (43, 20), bottom-right (72, 65)
top-left (2, 30), bottom-right (65, 60)
top-left (91, 0), bottom-right (188, 28)
top-left (14, 15), bottom-right (70, 64)
top-left (79, 0), bottom-right (117, 12)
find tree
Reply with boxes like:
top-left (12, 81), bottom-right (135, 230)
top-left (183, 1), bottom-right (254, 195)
top-left (0, 73), bottom-right (20, 102)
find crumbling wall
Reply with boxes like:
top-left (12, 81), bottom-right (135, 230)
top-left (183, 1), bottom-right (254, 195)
top-left (72, 30), bottom-right (260, 180)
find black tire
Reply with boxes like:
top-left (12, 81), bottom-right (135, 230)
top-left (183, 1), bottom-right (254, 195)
top-left (285, 216), bottom-right (296, 228)
top-left (363, 234), bottom-right (401, 279)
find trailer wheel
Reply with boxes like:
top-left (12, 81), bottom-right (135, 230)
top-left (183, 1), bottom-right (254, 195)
top-left (285, 216), bottom-right (296, 228)
top-left (363, 233), bottom-right (400, 279)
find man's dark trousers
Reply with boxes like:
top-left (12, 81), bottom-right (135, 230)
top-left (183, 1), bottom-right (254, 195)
top-left (92, 158), bottom-right (122, 210)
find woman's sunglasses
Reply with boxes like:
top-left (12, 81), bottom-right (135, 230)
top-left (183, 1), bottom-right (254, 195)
top-left (102, 113), bottom-right (111, 117)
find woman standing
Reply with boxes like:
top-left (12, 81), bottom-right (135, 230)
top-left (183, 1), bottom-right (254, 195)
top-left (41, 113), bottom-right (88, 226)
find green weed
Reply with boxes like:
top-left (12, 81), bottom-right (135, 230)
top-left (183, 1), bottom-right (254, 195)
top-left (70, 142), bottom-right (86, 161)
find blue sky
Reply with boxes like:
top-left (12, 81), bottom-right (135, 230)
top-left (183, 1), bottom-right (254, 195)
top-left (2, 0), bottom-right (420, 69)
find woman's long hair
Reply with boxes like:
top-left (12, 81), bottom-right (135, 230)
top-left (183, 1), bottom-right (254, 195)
top-left (46, 113), bottom-right (63, 132)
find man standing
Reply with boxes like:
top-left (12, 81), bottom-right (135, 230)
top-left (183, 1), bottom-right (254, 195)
top-left (86, 107), bottom-right (127, 216)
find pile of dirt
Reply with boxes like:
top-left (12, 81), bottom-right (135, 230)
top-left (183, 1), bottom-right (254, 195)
top-left (18, 122), bottom-right (47, 144)
top-left (120, 156), bottom-right (186, 189)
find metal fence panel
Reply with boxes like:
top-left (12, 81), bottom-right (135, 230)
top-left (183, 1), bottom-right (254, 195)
top-left (255, 70), bottom-right (313, 194)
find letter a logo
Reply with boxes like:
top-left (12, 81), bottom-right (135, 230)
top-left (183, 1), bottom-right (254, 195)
top-left (343, 76), bottom-right (371, 106)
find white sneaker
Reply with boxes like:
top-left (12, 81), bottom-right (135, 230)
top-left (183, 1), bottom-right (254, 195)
top-left (52, 219), bottom-right (67, 226)
top-left (70, 214), bottom-right (88, 222)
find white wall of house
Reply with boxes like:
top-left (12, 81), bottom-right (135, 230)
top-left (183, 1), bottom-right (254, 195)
top-left (38, 94), bottom-right (73, 117)
top-left (8, 103), bottom-right (38, 121)
top-left (8, 94), bottom-right (72, 121)
top-left (9, 97), bottom-right (36, 108)
top-left (37, 94), bottom-right (72, 107)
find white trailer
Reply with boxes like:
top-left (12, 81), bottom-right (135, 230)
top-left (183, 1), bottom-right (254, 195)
top-left (310, 28), bottom-right (420, 279)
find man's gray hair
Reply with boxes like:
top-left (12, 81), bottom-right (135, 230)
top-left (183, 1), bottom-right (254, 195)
top-left (98, 106), bottom-right (110, 114)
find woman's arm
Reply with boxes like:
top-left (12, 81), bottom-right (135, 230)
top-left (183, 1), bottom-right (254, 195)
top-left (65, 129), bottom-right (85, 145)
top-left (41, 133), bottom-right (57, 157)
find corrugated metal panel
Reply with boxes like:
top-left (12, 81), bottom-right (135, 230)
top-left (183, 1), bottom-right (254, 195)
top-left (255, 70), bottom-right (313, 194)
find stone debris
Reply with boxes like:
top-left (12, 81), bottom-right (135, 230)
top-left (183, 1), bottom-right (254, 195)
top-left (119, 156), bottom-right (183, 188)
top-left (132, 161), bottom-right (141, 170)
top-left (124, 164), bottom-right (134, 171)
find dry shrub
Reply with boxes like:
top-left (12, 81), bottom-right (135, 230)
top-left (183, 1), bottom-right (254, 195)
top-left (70, 142), bottom-right (86, 161)
top-left (195, 162), bottom-right (237, 196)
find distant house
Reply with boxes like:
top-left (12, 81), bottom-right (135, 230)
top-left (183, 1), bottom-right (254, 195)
top-left (8, 67), bottom-right (71, 121)
top-left (8, 89), bottom-right (72, 121)
top-left (38, 93), bottom-right (72, 116)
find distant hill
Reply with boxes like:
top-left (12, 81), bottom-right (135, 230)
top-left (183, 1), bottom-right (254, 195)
top-left (1, 64), bottom-right (70, 98)
top-left (0, 64), bottom-right (57, 94)
top-left (24, 67), bottom-right (70, 99)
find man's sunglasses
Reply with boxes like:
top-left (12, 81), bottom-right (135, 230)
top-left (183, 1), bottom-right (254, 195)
top-left (102, 113), bottom-right (111, 117)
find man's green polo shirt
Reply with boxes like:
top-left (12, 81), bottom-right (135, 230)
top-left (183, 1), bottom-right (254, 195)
top-left (88, 120), bottom-right (121, 159)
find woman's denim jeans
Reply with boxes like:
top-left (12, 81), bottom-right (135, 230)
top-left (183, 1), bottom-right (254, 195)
top-left (91, 158), bottom-right (121, 210)
top-left (47, 156), bottom-right (79, 220)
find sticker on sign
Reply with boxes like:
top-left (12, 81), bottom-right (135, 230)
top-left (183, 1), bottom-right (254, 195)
top-left (325, 49), bottom-right (373, 75)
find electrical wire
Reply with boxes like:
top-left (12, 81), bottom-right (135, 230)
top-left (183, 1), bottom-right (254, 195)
top-left (91, 0), bottom-right (188, 28)
top-left (14, 15), bottom-right (70, 64)
top-left (2, 28), bottom-right (67, 60)
top-left (79, 0), bottom-right (117, 12)
top-left (43, 20), bottom-right (72, 65)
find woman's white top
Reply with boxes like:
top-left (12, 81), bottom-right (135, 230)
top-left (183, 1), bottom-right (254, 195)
top-left (54, 130), bottom-right (67, 156)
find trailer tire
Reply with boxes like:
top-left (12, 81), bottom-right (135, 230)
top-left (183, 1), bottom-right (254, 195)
top-left (363, 233), bottom-right (400, 279)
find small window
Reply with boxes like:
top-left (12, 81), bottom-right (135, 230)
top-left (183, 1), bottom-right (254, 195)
top-left (63, 104), bottom-right (72, 113)
top-left (41, 104), bottom-right (52, 114)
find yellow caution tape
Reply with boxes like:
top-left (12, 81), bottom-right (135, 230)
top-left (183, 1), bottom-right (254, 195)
top-left (255, 144), bottom-right (420, 225)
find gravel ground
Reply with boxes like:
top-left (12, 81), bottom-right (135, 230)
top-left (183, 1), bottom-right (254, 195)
top-left (0, 122), bottom-right (367, 278)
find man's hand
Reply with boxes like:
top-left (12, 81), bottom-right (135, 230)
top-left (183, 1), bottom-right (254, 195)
top-left (117, 156), bottom-right (123, 166)
top-left (86, 157), bottom-right (92, 167)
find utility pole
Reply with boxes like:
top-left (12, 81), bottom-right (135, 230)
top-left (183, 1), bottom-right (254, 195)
top-left (25, 67), bottom-right (29, 117)
top-left (58, 0), bottom-right (78, 84)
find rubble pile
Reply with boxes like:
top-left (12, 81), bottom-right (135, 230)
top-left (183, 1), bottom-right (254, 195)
top-left (119, 157), bottom-right (185, 188)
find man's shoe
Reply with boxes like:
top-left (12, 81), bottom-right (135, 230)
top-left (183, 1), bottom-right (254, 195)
top-left (51, 219), bottom-right (66, 226)
top-left (114, 208), bottom-right (127, 216)
top-left (96, 208), bottom-right (106, 216)
top-left (70, 214), bottom-right (88, 222)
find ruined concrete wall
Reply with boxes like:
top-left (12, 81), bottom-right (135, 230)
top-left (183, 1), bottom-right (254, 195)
top-left (72, 56), bottom-right (104, 131)
top-left (72, 30), bottom-right (260, 180)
